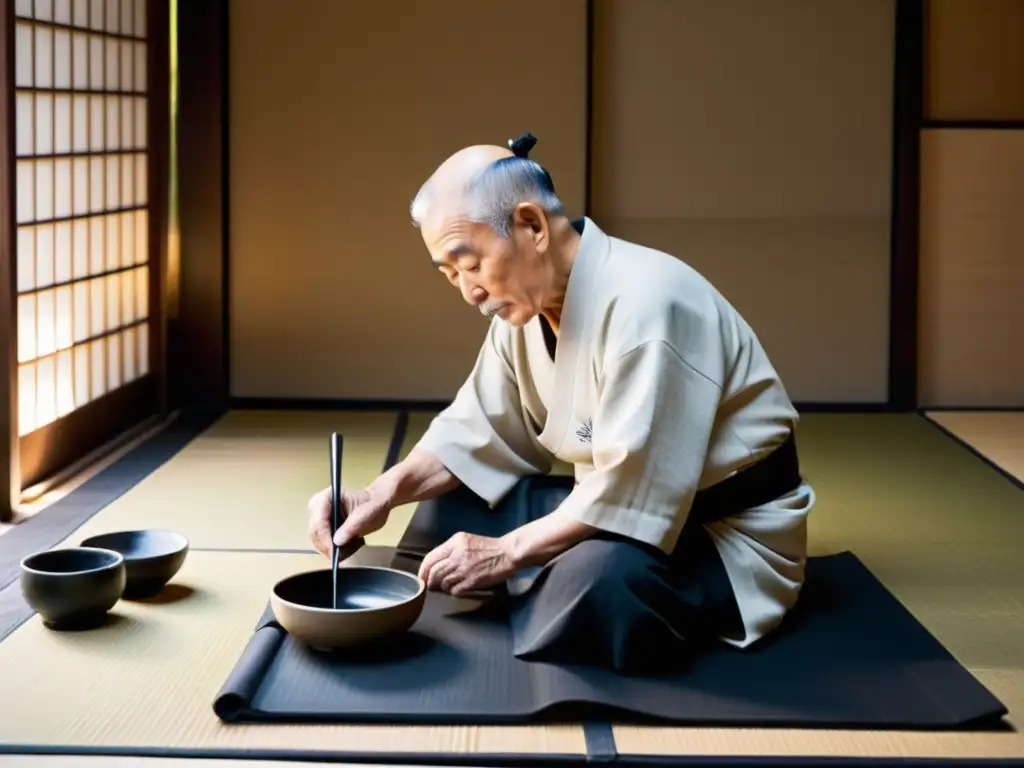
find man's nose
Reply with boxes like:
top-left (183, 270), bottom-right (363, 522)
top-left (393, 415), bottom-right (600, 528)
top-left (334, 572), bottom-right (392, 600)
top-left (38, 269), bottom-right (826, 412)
top-left (459, 274), bottom-right (486, 305)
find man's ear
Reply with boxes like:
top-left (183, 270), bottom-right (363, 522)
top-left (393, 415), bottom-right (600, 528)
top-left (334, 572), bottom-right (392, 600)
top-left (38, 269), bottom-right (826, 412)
top-left (512, 202), bottom-right (549, 250)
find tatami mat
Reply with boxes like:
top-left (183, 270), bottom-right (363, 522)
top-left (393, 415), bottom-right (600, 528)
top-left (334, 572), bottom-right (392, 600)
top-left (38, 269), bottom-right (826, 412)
top-left (53, 410), bottom-right (400, 553)
top-left (926, 409), bottom-right (1024, 486)
top-left (0, 409), bottom-right (1022, 763)
top-left (0, 549), bottom-right (584, 760)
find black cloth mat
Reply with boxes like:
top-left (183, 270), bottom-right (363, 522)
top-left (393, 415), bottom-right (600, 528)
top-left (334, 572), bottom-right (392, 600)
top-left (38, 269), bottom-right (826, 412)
top-left (214, 539), bottom-right (1008, 729)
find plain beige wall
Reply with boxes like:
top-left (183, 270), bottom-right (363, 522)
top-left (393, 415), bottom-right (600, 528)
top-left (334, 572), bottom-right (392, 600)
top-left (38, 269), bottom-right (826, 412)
top-left (228, 0), bottom-right (897, 405)
top-left (589, 0), bottom-right (896, 404)
top-left (228, 0), bottom-right (587, 400)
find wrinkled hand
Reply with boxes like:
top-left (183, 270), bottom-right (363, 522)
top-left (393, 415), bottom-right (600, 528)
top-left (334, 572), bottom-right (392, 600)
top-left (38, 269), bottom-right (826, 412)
top-left (417, 532), bottom-right (518, 596)
top-left (307, 486), bottom-right (391, 560)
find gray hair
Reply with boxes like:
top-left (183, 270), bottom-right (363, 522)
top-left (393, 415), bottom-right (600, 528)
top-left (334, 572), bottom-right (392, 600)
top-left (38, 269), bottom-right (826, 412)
top-left (410, 157), bottom-right (565, 238)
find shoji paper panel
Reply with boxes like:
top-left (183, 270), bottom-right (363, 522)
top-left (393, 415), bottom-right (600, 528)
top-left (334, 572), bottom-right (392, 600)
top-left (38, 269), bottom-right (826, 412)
top-left (14, 0), bottom-right (151, 436)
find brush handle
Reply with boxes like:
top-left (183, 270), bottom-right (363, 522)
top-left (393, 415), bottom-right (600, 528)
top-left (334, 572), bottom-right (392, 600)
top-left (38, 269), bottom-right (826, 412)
top-left (330, 432), bottom-right (343, 608)
top-left (330, 431), bottom-right (344, 537)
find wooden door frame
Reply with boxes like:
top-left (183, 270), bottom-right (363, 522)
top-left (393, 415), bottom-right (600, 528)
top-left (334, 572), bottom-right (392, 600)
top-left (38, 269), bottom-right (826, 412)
top-left (0, 0), bottom-right (16, 522)
top-left (167, 0), bottom-right (229, 417)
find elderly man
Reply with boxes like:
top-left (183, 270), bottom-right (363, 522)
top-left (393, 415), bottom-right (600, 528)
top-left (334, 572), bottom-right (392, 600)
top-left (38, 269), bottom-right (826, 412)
top-left (307, 133), bottom-right (814, 674)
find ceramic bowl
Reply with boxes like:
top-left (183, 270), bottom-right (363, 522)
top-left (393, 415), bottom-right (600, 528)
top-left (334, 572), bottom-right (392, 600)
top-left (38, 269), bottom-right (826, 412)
top-left (20, 547), bottom-right (126, 630)
top-left (270, 566), bottom-right (426, 652)
top-left (79, 529), bottom-right (189, 599)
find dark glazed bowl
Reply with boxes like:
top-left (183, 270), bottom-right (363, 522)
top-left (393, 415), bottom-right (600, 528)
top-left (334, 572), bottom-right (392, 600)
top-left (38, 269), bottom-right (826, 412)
top-left (79, 530), bottom-right (189, 599)
top-left (271, 566), bottom-right (426, 651)
top-left (20, 547), bottom-right (126, 630)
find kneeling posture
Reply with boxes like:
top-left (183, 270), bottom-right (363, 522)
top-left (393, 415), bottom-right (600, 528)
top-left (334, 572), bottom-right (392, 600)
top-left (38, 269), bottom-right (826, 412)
top-left (308, 133), bottom-right (815, 673)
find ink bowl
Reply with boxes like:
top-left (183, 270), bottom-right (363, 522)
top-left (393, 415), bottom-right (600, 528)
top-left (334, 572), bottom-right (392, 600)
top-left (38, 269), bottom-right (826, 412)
top-left (270, 565), bottom-right (426, 652)
top-left (79, 529), bottom-right (189, 599)
top-left (20, 547), bottom-right (126, 630)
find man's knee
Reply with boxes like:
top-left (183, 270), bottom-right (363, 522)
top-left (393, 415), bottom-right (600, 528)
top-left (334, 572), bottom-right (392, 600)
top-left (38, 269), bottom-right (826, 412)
top-left (511, 536), bottom-right (690, 674)
top-left (547, 537), bottom-right (661, 600)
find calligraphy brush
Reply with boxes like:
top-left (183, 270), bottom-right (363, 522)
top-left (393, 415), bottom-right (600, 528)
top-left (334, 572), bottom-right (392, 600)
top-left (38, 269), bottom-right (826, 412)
top-left (329, 431), bottom-right (343, 609)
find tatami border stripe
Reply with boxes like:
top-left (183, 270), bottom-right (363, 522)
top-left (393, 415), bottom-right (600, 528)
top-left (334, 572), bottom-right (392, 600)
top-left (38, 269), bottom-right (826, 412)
top-left (385, 409), bottom-right (410, 471)
top-left (583, 721), bottom-right (617, 761)
top-left (0, 745), bottom-right (590, 766)
top-left (918, 412), bottom-right (1024, 494)
top-left (0, 743), bottom-right (1021, 767)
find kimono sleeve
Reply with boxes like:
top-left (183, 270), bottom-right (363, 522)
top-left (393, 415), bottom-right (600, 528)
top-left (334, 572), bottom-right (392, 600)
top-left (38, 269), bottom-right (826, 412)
top-left (556, 339), bottom-right (722, 553)
top-left (411, 323), bottom-right (554, 505)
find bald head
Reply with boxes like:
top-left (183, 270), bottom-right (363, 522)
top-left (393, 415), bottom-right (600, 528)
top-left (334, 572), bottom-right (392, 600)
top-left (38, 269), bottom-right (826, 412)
top-left (432, 144), bottom-right (516, 188)
top-left (410, 142), bottom-right (564, 238)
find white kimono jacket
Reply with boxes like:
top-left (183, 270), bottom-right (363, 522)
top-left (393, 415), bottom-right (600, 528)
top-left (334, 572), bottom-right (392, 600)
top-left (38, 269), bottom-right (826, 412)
top-left (413, 217), bottom-right (815, 648)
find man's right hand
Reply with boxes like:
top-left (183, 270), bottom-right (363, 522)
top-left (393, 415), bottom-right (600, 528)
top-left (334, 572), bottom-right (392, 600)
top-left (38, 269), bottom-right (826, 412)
top-left (307, 486), bottom-right (392, 560)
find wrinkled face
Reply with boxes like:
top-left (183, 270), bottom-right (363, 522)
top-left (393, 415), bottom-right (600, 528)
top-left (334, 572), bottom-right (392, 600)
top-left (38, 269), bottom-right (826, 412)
top-left (421, 204), bottom-right (552, 327)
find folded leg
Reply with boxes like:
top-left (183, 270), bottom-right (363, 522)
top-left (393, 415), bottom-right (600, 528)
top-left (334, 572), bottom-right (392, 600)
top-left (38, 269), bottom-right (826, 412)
top-left (396, 474), bottom-right (742, 675)
top-left (508, 527), bottom-right (742, 675)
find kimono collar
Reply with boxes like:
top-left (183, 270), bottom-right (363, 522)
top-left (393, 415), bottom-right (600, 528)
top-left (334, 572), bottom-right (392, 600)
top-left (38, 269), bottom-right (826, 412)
top-left (561, 216), bottom-right (610, 318)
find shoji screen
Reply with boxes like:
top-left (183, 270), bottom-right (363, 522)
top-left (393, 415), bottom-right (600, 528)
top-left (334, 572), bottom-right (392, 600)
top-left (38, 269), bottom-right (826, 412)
top-left (13, 0), bottom-right (155, 488)
top-left (590, 0), bottom-right (896, 404)
top-left (227, 0), bottom-right (588, 401)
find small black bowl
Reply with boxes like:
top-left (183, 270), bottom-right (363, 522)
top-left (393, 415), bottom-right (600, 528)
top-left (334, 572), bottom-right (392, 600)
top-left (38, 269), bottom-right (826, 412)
top-left (20, 547), bottom-right (126, 630)
top-left (79, 530), bottom-right (189, 599)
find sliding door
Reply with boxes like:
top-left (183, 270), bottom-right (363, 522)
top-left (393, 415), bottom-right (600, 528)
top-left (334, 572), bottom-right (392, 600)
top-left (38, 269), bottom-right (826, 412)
top-left (11, 0), bottom-right (162, 491)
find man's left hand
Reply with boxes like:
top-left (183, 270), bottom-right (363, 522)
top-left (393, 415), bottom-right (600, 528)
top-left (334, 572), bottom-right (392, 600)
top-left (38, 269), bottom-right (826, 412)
top-left (417, 532), bottom-right (518, 596)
